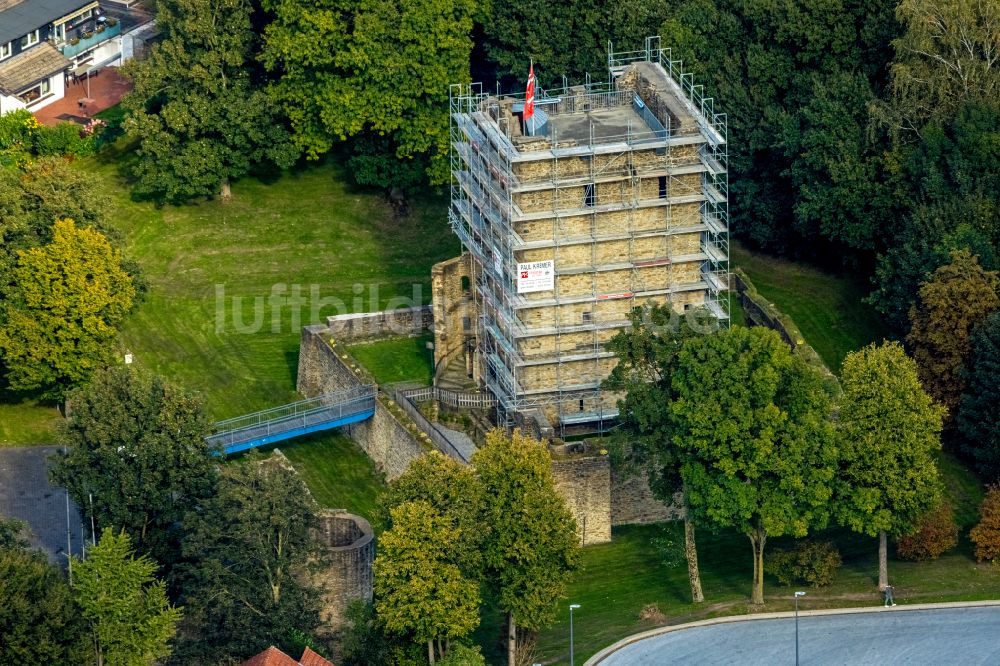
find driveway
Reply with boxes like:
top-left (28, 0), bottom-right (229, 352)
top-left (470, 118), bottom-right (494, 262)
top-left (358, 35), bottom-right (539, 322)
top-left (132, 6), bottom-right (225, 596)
top-left (0, 446), bottom-right (85, 564)
top-left (595, 606), bottom-right (1000, 665)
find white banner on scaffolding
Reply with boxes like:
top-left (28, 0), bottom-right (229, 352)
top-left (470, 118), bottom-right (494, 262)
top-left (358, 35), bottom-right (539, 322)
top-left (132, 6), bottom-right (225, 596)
top-left (516, 260), bottom-right (554, 294)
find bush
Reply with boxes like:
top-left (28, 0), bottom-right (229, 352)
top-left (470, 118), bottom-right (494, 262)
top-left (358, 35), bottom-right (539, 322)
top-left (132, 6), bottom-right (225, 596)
top-left (438, 644), bottom-right (486, 666)
top-left (970, 485), bottom-right (1000, 563)
top-left (32, 122), bottom-right (94, 158)
top-left (896, 502), bottom-right (959, 561)
top-left (765, 540), bottom-right (842, 587)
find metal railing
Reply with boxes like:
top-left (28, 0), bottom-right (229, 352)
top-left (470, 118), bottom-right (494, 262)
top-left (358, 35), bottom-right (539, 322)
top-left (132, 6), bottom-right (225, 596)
top-left (208, 385), bottom-right (376, 450)
top-left (393, 389), bottom-right (471, 463)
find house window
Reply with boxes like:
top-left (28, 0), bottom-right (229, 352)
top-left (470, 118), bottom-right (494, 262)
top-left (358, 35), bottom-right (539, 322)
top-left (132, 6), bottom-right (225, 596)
top-left (658, 176), bottom-right (667, 198)
top-left (20, 30), bottom-right (40, 49)
top-left (0, 42), bottom-right (11, 60)
top-left (462, 316), bottom-right (471, 332)
top-left (579, 399), bottom-right (585, 412)
top-left (18, 78), bottom-right (51, 105)
top-left (582, 311), bottom-right (592, 324)
top-left (460, 276), bottom-right (470, 292)
top-left (53, 23), bottom-right (66, 43)
top-left (584, 183), bottom-right (595, 207)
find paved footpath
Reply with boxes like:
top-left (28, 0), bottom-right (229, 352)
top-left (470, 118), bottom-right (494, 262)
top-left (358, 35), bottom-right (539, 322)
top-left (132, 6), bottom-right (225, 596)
top-left (591, 603), bottom-right (1000, 666)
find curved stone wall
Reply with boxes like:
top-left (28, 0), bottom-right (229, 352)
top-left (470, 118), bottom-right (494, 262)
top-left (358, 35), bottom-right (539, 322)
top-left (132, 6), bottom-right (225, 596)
top-left (311, 510), bottom-right (375, 632)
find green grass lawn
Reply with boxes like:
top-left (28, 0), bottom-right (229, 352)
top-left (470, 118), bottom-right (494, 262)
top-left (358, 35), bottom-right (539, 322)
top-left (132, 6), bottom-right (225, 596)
top-left (731, 241), bottom-right (892, 371)
top-left (266, 433), bottom-right (386, 520)
top-left (523, 453), bottom-right (997, 664)
top-left (0, 394), bottom-right (61, 445)
top-left (345, 333), bottom-right (435, 386)
top-left (82, 154), bottom-right (456, 421)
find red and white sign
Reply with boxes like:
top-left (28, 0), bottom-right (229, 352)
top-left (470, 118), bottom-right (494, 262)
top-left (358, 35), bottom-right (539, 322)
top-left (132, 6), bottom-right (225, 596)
top-left (517, 260), bottom-right (553, 294)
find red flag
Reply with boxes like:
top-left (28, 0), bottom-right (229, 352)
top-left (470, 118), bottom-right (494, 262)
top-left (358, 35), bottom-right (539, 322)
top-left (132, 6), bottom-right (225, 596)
top-left (524, 63), bottom-right (536, 122)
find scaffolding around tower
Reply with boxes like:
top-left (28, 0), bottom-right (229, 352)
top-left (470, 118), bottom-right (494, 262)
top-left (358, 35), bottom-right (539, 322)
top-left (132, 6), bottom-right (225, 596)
top-left (435, 36), bottom-right (730, 435)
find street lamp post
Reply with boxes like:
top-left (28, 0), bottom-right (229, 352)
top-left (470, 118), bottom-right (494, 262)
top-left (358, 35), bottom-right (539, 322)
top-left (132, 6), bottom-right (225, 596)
top-left (794, 591), bottom-right (806, 666)
top-left (569, 603), bottom-right (581, 666)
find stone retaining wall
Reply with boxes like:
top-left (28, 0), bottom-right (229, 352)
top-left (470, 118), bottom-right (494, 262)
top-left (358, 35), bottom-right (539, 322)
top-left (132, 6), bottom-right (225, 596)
top-left (297, 325), bottom-right (429, 480)
top-left (326, 306), bottom-right (433, 341)
top-left (550, 454), bottom-right (613, 545)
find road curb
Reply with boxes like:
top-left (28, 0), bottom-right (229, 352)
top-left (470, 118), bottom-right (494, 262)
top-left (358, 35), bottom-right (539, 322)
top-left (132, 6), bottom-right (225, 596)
top-left (583, 599), bottom-right (1000, 665)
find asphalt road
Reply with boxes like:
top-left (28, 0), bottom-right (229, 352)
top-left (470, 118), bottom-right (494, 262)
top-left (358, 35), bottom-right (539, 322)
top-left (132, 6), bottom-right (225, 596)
top-left (598, 606), bottom-right (1000, 665)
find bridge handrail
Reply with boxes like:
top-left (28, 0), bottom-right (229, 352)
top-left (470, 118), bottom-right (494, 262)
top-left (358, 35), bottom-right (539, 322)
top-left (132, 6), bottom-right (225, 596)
top-left (211, 384), bottom-right (376, 435)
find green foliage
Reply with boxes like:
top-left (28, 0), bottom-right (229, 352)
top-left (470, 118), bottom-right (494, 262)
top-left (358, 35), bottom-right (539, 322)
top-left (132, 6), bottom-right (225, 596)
top-left (0, 218), bottom-right (135, 399)
top-left (836, 342), bottom-right (945, 539)
top-left (261, 0), bottom-right (477, 186)
top-left (50, 366), bottom-right (215, 569)
top-left (0, 156), bottom-right (114, 281)
top-left (669, 326), bottom-right (838, 604)
top-left (380, 451), bottom-right (485, 577)
top-left (764, 540), bottom-right (843, 588)
top-left (0, 516), bottom-right (29, 550)
top-left (970, 485), bottom-right (1000, 564)
top-left (887, 0), bottom-right (1000, 136)
top-left (437, 643), bottom-right (486, 666)
top-left (958, 313), bottom-right (1000, 480)
top-left (33, 122), bottom-right (95, 158)
top-left (122, 0), bottom-right (296, 203)
top-left (906, 249), bottom-right (1000, 413)
top-left (896, 502), bottom-right (959, 562)
top-left (175, 455), bottom-right (321, 663)
top-left (339, 601), bottom-right (407, 666)
top-left (72, 529), bottom-right (182, 666)
top-left (473, 429), bottom-right (579, 644)
top-left (0, 109), bottom-right (39, 166)
top-left (0, 545), bottom-right (87, 663)
top-left (375, 501), bottom-right (481, 661)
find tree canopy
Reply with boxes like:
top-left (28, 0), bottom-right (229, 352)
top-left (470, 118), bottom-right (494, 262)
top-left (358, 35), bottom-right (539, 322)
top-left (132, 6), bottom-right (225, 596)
top-left (375, 501), bottom-right (480, 664)
top-left (473, 429), bottom-right (579, 665)
top-left (122, 0), bottom-right (296, 202)
top-left (836, 341), bottom-right (944, 588)
top-left (50, 366), bottom-right (216, 570)
top-left (175, 455), bottom-right (321, 663)
top-left (261, 0), bottom-right (478, 187)
top-left (670, 326), bottom-right (838, 605)
top-left (958, 313), bottom-right (1000, 481)
top-left (906, 249), bottom-right (1000, 413)
top-left (0, 218), bottom-right (134, 399)
top-left (72, 529), bottom-right (181, 666)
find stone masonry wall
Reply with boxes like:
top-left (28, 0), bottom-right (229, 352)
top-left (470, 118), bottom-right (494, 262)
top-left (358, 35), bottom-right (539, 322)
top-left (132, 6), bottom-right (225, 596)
top-left (431, 254), bottom-right (475, 371)
top-left (610, 469), bottom-right (683, 525)
top-left (297, 325), bottom-right (429, 480)
top-left (326, 307), bottom-right (432, 341)
top-left (550, 454), bottom-right (612, 545)
top-left (311, 510), bottom-right (375, 632)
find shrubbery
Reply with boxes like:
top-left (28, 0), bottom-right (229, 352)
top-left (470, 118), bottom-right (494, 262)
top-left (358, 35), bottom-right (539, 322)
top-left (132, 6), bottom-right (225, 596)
top-left (764, 540), bottom-right (842, 587)
top-left (970, 486), bottom-right (1000, 563)
top-left (896, 502), bottom-right (959, 561)
top-left (0, 109), bottom-right (100, 166)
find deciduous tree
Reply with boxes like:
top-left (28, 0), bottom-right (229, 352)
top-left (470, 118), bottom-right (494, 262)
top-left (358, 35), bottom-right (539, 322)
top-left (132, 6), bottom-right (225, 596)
top-left (72, 529), bottom-right (181, 666)
top-left (473, 429), bottom-right (579, 666)
top-left (670, 327), bottom-right (838, 605)
top-left (835, 342), bottom-right (945, 589)
top-left (380, 450), bottom-right (485, 578)
top-left (906, 249), bottom-right (1000, 413)
top-left (958, 313), bottom-right (1000, 480)
top-left (375, 501), bottom-right (480, 664)
top-left (122, 0), bottom-right (296, 203)
top-left (0, 218), bottom-right (134, 399)
top-left (603, 306), bottom-right (705, 603)
top-left (175, 454), bottom-right (321, 663)
top-left (261, 0), bottom-right (478, 186)
top-left (50, 366), bottom-right (216, 570)
top-left (0, 530), bottom-right (86, 664)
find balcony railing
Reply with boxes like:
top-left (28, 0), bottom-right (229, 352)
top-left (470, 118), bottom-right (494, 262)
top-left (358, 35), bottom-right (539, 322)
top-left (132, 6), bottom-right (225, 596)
top-left (59, 22), bottom-right (120, 58)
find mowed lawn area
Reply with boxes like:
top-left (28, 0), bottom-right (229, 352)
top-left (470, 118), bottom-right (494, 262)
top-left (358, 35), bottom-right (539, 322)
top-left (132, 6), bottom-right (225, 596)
top-left (527, 453), bottom-right (997, 664)
top-left (346, 333), bottom-right (435, 386)
top-left (731, 240), bottom-right (893, 371)
top-left (0, 152), bottom-right (453, 432)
